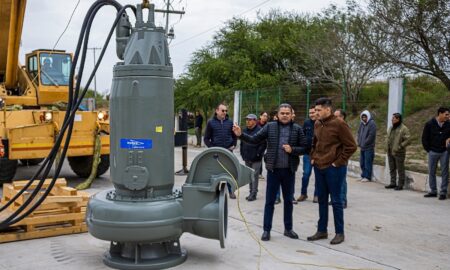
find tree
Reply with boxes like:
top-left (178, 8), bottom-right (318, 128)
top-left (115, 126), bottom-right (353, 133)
top-left (174, 17), bottom-right (286, 115)
top-left (300, 3), bottom-right (383, 114)
top-left (174, 48), bottom-right (227, 117)
top-left (355, 0), bottom-right (450, 90)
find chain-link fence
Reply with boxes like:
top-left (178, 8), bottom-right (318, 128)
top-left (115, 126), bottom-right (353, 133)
top-left (234, 82), bottom-right (346, 125)
top-left (226, 77), bottom-right (449, 174)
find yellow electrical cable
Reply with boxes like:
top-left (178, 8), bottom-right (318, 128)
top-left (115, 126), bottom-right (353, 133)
top-left (216, 158), bottom-right (380, 270)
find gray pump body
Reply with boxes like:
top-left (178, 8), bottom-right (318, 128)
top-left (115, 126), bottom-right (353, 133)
top-left (86, 4), bottom-right (252, 270)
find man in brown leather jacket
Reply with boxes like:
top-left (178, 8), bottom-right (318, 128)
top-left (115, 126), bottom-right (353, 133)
top-left (307, 98), bottom-right (357, 245)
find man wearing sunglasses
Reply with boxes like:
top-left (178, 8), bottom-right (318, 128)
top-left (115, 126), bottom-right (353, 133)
top-left (204, 103), bottom-right (238, 198)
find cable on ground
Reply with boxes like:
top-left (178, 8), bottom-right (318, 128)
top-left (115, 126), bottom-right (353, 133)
top-left (215, 157), bottom-right (380, 270)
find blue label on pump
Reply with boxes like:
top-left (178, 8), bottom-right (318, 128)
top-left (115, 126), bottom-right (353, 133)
top-left (120, 139), bottom-right (153, 149)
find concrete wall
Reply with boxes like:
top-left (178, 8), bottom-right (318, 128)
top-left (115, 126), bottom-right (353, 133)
top-left (349, 160), bottom-right (429, 192)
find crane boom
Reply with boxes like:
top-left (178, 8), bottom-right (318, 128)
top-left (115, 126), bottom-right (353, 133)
top-left (0, 0), bottom-right (27, 89)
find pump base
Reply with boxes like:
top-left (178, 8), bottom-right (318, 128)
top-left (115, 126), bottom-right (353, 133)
top-left (104, 240), bottom-right (187, 270)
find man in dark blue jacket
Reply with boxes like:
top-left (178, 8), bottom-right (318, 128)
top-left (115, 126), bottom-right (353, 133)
top-left (204, 103), bottom-right (237, 198)
top-left (240, 114), bottom-right (267, 201)
top-left (296, 105), bottom-right (317, 203)
top-left (233, 103), bottom-right (308, 242)
top-left (204, 103), bottom-right (237, 150)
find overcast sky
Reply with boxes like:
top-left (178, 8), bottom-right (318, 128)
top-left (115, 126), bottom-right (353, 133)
top-left (20, 0), bottom-right (347, 95)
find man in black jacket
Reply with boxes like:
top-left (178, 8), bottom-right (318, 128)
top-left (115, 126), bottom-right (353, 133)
top-left (240, 114), bottom-right (267, 201)
top-left (296, 105), bottom-right (317, 203)
top-left (204, 103), bottom-right (237, 198)
top-left (422, 107), bottom-right (450, 200)
top-left (233, 103), bottom-right (308, 241)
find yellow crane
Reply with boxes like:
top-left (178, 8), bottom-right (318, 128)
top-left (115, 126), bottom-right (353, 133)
top-left (0, 0), bottom-right (110, 183)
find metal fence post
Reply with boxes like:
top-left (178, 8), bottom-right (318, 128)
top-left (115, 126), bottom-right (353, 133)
top-left (233, 90), bottom-right (241, 125)
top-left (239, 91), bottom-right (243, 125)
top-left (342, 80), bottom-right (347, 111)
top-left (306, 80), bottom-right (311, 118)
top-left (401, 77), bottom-right (406, 116)
top-left (256, 89), bottom-right (259, 116)
top-left (278, 87), bottom-right (281, 105)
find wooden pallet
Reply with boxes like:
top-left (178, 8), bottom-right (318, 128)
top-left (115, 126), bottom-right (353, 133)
top-left (0, 179), bottom-right (90, 243)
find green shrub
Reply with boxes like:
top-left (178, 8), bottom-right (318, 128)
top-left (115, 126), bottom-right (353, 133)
top-left (404, 76), bottom-right (449, 115)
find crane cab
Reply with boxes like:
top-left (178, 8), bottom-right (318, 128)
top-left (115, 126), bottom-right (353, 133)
top-left (0, 49), bottom-right (72, 107)
top-left (26, 49), bottom-right (72, 106)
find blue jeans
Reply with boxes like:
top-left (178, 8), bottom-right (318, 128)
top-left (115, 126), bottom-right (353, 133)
top-left (342, 167), bottom-right (348, 204)
top-left (428, 151), bottom-right (449, 195)
top-left (300, 155), bottom-right (317, 196)
top-left (264, 168), bottom-right (295, 232)
top-left (360, 149), bottom-right (374, 180)
top-left (314, 166), bottom-right (346, 234)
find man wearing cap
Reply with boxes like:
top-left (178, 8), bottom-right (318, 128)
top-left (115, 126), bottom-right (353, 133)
top-left (233, 103), bottom-right (308, 241)
top-left (240, 114), bottom-right (267, 201)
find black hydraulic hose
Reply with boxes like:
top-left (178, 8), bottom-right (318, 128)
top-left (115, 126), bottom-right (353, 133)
top-left (0, 0), bottom-right (120, 222)
top-left (73, 1), bottom-right (111, 103)
top-left (6, 3), bottom-right (135, 226)
top-left (0, 3), bottom-right (107, 224)
top-left (0, 0), bottom-right (115, 221)
top-left (0, 0), bottom-right (136, 223)
top-left (74, 4), bottom-right (136, 113)
top-left (0, 3), bottom-right (134, 229)
top-left (0, 0), bottom-right (112, 214)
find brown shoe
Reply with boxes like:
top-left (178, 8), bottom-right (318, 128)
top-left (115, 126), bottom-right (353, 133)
top-left (296, 194), bottom-right (308, 202)
top-left (312, 196), bottom-right (318, 203)
top-left (330, 234), bottom-right (345, 245)
top-left (307, 231), bottom-right (328, 241)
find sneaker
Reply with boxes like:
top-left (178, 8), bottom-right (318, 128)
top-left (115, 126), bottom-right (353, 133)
top-left (312, 196), bottom-right (318, 203)
top-left (307, 231), bottom-right (328, 241)
top-left (284, 230), bottom-right (299, 239)
top-left (330, 234), bottom-right (345, 245)
top-left (296, 194), bottom-right (308, 202)
top-left (385, 184), bottom-right (397, 189)
top-left (274, 198), bottom-right (281, 204)
top-left (361, 178), bottom-right (370, 182)
top-left (439, 194), bottom-right (447, 200)
top-left (357, 177), bottom-right (364, 181)
top-left (424, 192), bottom-right (437, 198)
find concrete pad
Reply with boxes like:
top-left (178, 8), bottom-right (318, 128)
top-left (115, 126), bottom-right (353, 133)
top-left (0, 147), bottom-right (449, 270)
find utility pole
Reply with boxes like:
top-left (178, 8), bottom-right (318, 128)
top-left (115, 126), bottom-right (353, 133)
top-left (87, 47), bottom-right (102, 109)
top-left (155, 0), bottom-right (185, 35)
top-left (165, 0), bottom-right (171, 34)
